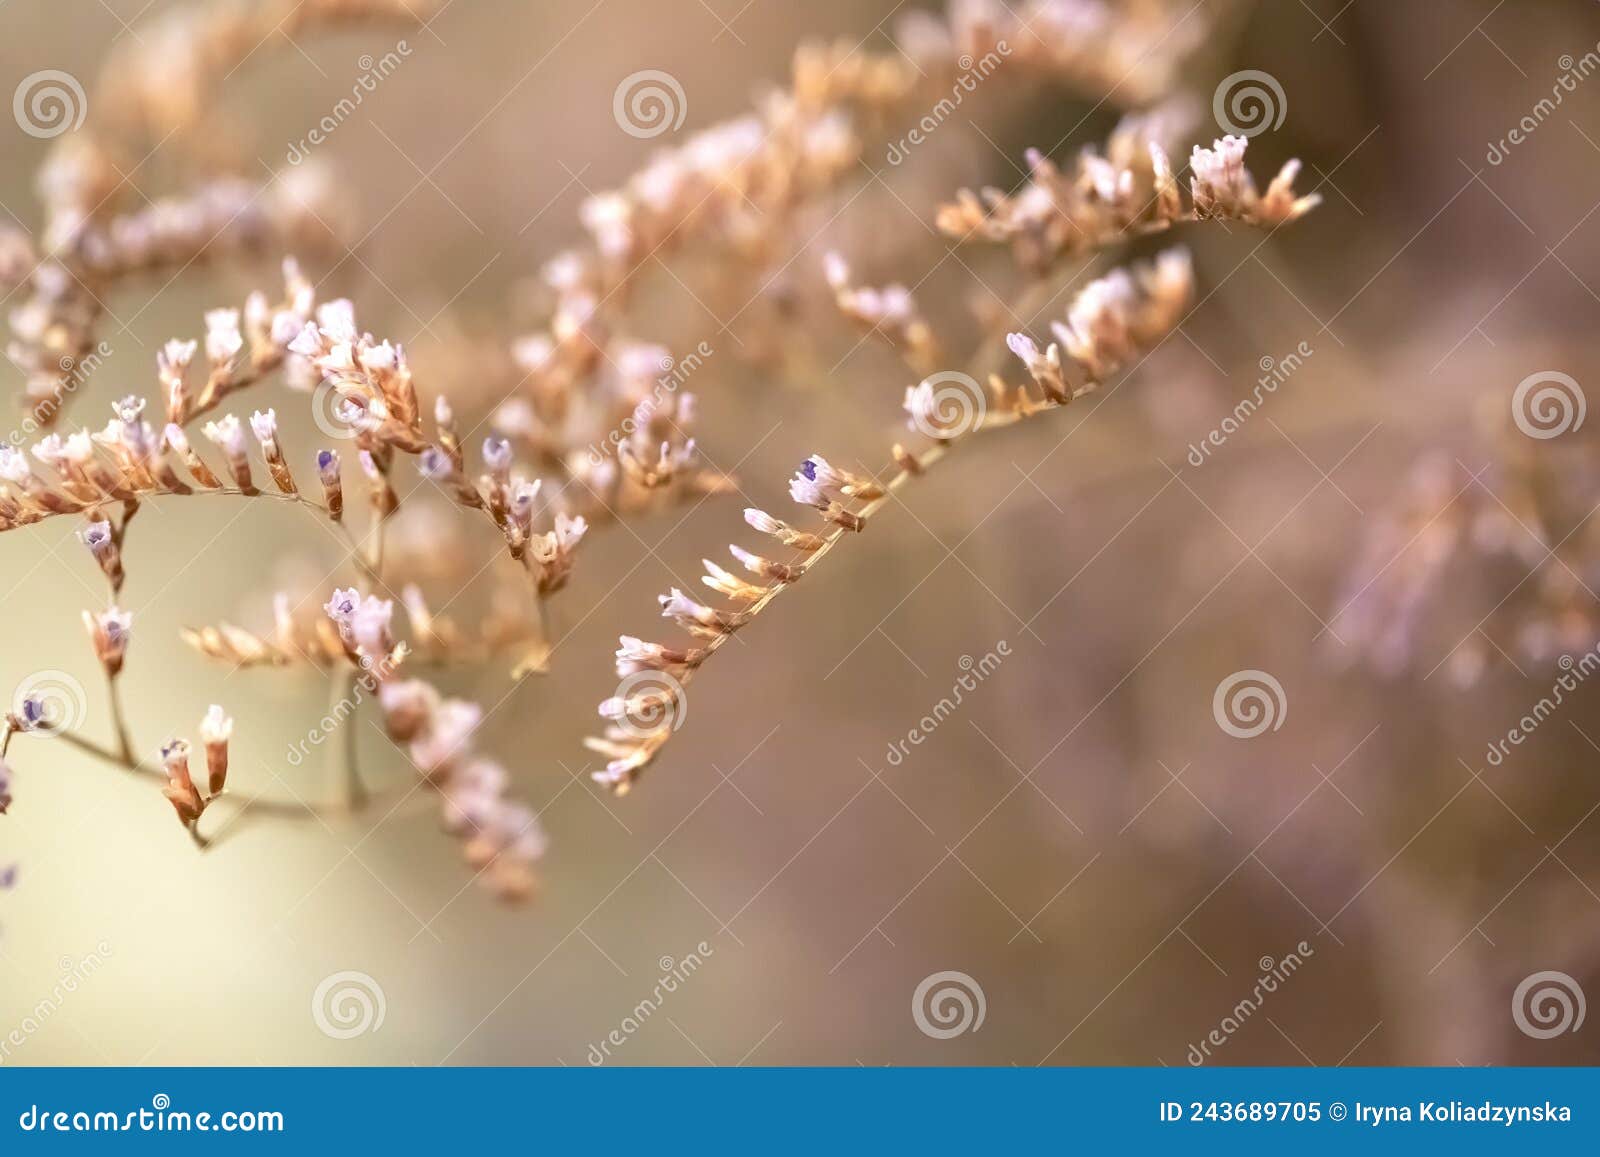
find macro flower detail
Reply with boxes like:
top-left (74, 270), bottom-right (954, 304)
top-left (198, 705), bottom-right (233, 796)
top-left (0, 0), bottom-right (1329, 930)
top-left (82, 606), bottom-right (132, 676)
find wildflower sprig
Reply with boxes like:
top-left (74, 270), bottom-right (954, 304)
top-left (937, 130), bottom-right (1321, 273)
top-left (586, 246), bottom-right (1201, 793)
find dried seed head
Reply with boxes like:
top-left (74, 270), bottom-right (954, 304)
top-left (159, 738), bottom-right (203, 824)
top-left (528, 512), bottom-right (586, 594)
top-left (78, 519), bottom-right (124, 590)
top-left (659, 587), bottom-right (746, 637)
top-left (82, 605), bottom-right (132, 676)
top-left (204, 308), bottom-right (244, 367)
top-left (701, 558), bottom-right (767, 602)
top-left (317, 449), bottom-right (343, 520)
top-left (615, 635), bottom-right (705, 678)
top-left (202, 414), bottom-right (255, 491)
top-left (729, 544), bottom-right (796, 583)
top-left (743, 508), bottom-right (826, 551)
top-left (199, 704), bottom-right (232, 795)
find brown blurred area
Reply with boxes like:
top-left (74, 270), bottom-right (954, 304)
top-left (2, 0), bottom-right (1599, 1066)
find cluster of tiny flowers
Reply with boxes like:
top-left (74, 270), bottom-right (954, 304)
top-left (286, 299), bottom-right (423, 442)
top-left (0, 386), bottom-right (340, 543)
top-left (1186, 135), bottom-right (1322, 226)
top-left (589, 244), bottom-right (1209, 793)
top-left (504, 0), bottom-right (1193, 511)
top-left (937, 127), bottom-right (1319, 271)
top-left (183, 576), bottom-right (548, 672)
top-left (159, 257), bottom-right (317, 426)
top-left (823, 252), bottom-right (940, 371)
top-left (4, 0), bottom-right (430, 417)
top-left (420, 420), bottom-right (590, 595)
top-left (86, 0), bottom-right (427, 158)
top-left (321, 588), bottom-right (547, 902)
top-left (6, 176), bottom-right (334, 416)
top-left (1006, 246), bottom-right (1195, 389)
top-left (0, 261), bottom-right (348, 541)
top-left (158, 705), bottom-right (234, 828)
top-left (321, 587), bottom-right (546, 900)
top-left (578, 98), bottom-right (856, 273)
top-left (500, 88), bottom-right (856, 488)
top-left (497, 336), bottom-right (733, 526)
top-left (585, 455), bottom-right (884, 793)
top-left (891, 0), bottom-right (1204, 105)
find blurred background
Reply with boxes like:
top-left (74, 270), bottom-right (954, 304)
top-left (1, 0), bottom-right (1599, 1065)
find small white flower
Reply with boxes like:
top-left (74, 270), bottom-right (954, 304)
top-left (359, 341), bottom-right (396, 373)
top-left (315, 299), bottom-right (357, 345)
top-left (553, 512), bottom-right (587, 548)
top-left (159, 339), bottom-right (197, 374)
top-left (482, 437), bottom-right (513, 473)
top-left (62, 432), bottom-right (94, 463)
top-left (0, 446), bottom-right (31, 484)
top-left (271, 311), bottom-right (306, 348)
top-left (79, 519), bottom-right (113, 557)
top-left (204, 308), bottom-right (244, 364)
top-left (249, 409), bottom-right (278, 444)
top-left (202, 414), bottom-right (247, 457)
top-left (286, 322), bottom-right (324, 360)
top-left (323, 586), bottom-right (361, 624)
top-left (31, 434), bottom-right (66, 464)
top-left (199, 704), bottom-right (233, 744)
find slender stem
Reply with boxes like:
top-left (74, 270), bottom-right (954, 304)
top-left (329, 668), bottom-right (367, 811)
top-left (105, 674), bottom-right (135, 764)
top-left (330, 505), bottom-right (390, 809)
top-left (40, 726), bottom-right (404, 821)
top-left (535, 595), bottom-right (552, 652)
